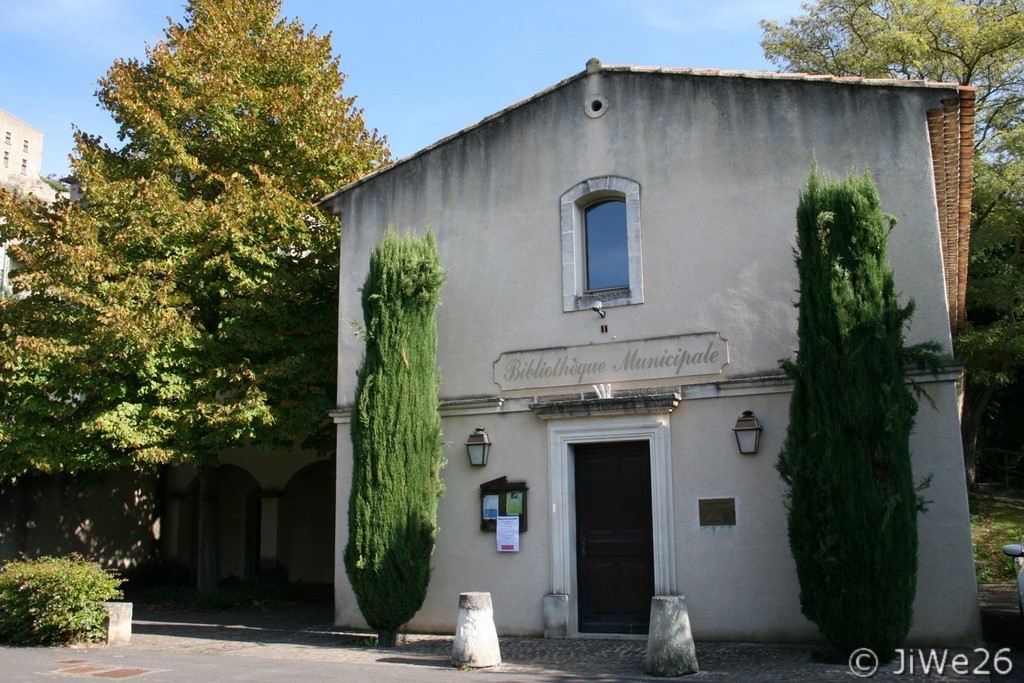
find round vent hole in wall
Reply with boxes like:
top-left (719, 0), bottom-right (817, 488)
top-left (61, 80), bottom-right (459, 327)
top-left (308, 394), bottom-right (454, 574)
top-left (585, 96), bottom-right (609, 118)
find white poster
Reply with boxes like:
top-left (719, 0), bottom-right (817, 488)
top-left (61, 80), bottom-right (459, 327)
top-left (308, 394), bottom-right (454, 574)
top-left (482, 494), bottom-right (499, 520)
top-left (496, 515), bottom-right (520, 552)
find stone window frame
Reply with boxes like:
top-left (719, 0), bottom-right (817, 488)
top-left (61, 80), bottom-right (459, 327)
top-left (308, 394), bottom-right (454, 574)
top-left (560, 176), bottom-right (643, 312)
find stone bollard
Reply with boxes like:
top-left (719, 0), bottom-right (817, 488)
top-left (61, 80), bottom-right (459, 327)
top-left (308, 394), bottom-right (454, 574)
top-left (645, 595), bottom-right (699, 677)
top-left (100, 601), bottom-right (133, 645)
top-left (452, 592), bottom-right (501, 668)
top-left (542, 593), bottom-right (569, 639)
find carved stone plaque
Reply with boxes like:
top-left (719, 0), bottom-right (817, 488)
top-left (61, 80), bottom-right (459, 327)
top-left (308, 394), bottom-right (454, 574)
top-left (493, 332), bottom-right (729, 391)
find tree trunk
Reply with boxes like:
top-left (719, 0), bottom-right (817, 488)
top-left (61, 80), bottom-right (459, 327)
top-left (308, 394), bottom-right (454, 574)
top-left (196, 465), bottom-right (220, 594)
top-left (377, 628), bottom-right (397, 648)
top-left (962, 429), bottom-right (978, 491)
top-left (961, 378), bottom-right (999, 492)
top-left (151, 465), bottom-right (169, 562)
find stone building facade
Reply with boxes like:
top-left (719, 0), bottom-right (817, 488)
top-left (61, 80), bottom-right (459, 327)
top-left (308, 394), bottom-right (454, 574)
top-left (323, 61), bottom-right (979, 643)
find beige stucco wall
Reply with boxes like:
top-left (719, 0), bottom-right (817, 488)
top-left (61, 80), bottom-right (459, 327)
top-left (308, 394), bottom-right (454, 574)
top-left (334, 409), bottom-right (554, 635)
top-left (332, 71), bottom-right (955, 394)
top-left (328, 66), bottom-right (978, 643)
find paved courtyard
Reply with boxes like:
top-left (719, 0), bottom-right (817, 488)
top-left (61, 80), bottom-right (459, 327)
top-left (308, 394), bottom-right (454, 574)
top-left (1, 585), bottom-right (1021, 681)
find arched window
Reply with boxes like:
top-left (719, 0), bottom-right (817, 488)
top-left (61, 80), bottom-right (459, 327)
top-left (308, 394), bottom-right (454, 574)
top-left (584, 199), bottom-right (629, 291)
top-left (560, 176), bottom-right (643, 312)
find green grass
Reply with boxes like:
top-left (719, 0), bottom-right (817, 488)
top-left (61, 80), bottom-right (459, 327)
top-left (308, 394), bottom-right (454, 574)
top-left (970, 493), bottom-right (1024, 583)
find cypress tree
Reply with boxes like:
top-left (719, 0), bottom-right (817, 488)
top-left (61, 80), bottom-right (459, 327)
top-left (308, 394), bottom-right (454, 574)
top-left (345, 229), bottom-right (446, 648)
top-left (778, 168), bottom-right (934, 659)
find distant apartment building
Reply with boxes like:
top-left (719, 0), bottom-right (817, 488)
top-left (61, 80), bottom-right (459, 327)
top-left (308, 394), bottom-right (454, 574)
top-left (1, 108), bottom-right (61, 295)
top-left (0, 108), bottom-right (56, 199)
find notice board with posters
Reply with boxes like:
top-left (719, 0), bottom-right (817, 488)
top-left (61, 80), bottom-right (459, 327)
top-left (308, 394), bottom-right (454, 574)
top-left (480, 476), bottom-right (528, 532)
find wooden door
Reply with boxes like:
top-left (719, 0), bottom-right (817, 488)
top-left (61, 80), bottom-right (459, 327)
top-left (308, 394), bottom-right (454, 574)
top-left (574, 441), bottom-right (654, 634)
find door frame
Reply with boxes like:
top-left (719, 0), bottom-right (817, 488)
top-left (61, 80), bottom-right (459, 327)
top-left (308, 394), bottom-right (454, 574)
top-left (546, 415), bottom-right (677, 636)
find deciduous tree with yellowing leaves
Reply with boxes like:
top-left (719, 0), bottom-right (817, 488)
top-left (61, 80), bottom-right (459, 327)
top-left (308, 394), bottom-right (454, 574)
top-left (0, 0), bottom-right (388, 591)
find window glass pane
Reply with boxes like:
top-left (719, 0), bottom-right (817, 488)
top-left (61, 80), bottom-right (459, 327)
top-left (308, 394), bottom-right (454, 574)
top-left (585, 199), bottom-right (628, 290)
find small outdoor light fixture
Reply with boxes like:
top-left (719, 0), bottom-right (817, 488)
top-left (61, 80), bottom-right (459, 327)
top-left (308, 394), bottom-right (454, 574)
top-left (465, 427), bottom-right (492, 466)
top-left (732, 410), bottom-right (763, 455)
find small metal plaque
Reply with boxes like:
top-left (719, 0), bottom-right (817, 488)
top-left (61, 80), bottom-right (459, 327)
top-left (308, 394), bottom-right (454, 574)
top-left (698, 498), bottom-right (736, 526)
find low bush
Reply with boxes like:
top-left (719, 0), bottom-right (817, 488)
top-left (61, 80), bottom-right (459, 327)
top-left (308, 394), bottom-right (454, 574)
top-left (0, 554), bottom-right (124, 645)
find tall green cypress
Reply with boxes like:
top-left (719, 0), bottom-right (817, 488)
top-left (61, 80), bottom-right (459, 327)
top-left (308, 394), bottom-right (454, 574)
top-left (345, 229), bottom-right (446, 648)
top-left (778, 168), bottom-right (933, 659)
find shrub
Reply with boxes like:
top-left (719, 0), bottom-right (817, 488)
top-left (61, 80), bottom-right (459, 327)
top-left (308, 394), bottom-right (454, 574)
top-left (0, 554), bottom-right (124, 645)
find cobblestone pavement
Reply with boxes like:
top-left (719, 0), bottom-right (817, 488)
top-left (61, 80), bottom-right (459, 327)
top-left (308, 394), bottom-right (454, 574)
top-left (17, 584), bottom-right (1022, 682)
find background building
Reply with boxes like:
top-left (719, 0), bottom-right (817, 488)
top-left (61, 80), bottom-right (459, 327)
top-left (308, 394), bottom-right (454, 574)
top-left (0, 107), bottom-right (60, 296)
top-left (0, 108), bottom-right (58, 202)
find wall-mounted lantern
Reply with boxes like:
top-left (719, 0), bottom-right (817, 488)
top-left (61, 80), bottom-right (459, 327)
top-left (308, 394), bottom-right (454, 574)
top-left (465, 427), bottom-right (492, 466)
top-left (732, 410), bottom-right (763, 455)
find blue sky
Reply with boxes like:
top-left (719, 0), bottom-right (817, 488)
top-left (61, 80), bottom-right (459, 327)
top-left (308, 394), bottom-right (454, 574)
top-left (0, 0), bottom-right (805, 179)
